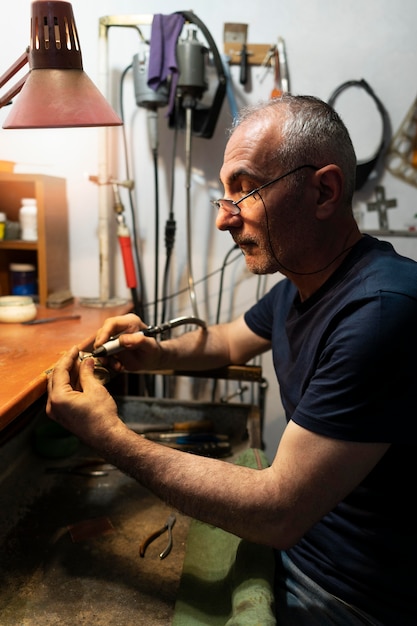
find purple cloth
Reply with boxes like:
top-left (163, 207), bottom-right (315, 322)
top-left (148, 13), bottom-right (185, 115)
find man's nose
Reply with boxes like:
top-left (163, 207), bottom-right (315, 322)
top-left (215, 208), bottom-right (242, 231)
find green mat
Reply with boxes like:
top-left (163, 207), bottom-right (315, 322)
top-left (172, 449), bottom-right (276, 626)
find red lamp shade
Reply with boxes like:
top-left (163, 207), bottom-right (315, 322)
top-left (2, 0), bottom-right (122, 128)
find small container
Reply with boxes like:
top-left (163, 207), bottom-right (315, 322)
top-left (4, 220), bottom-right (20, 240)
top-left (19, 198), bottom-right (38, 241)
top-left (0, 296), bottom-right (37, 323)
top-left (9, 263), bottom-right (37, 296)
top-left (0, 212), bottom-right (6, 240)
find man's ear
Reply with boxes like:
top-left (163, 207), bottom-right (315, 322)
top-left (313, 165), bottom-right (343, 220)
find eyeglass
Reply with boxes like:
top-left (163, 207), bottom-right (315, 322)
top-left (211, 164), bottom-right (318, 215)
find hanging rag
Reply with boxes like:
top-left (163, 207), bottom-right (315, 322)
top-left (147, 13), bottom-right (185, 116)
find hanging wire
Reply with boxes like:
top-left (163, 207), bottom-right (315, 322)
top-left (184, 105), bottom-right (200, 318)
top-left (210, 243), bottom-right (240, 402)
top-left (161, 97), bottom-right (180, 323)
top-left (142, 248), bottom-right (242, 318)
top-left (149, 115), bottom-right (160, 326)
top-left (119, 62), bottom-right (147, 320)
top-left (214, 243), bottom-right (239, 324)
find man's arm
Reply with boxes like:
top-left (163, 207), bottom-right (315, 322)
top-left (93, 313), bottom-right (271, 373)
top-left (46, 346), bottom-right (389, 550)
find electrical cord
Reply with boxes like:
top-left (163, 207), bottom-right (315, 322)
top-left (151, 139), bottom-right (160, 326)
top-left (161, 96), bottom-right (180, 323)
top-left (119, 61), bottom-right (147, 320)
top-left (215, 243), bottom-right (239, 325)
top-left (328, 79), bottom-right (391, 190)
top-left (210, 243), bottom-right (239, 401)
top-left (144, 249), bottom-right (243, 317)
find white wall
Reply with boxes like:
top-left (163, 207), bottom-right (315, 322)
top-left (1, 0), bottom-right (417, 459)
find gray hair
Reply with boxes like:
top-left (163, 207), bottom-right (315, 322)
top-left (232, 94), bottom-right (357, 204)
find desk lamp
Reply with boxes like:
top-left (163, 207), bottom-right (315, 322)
top-left (0, 0), bottom-right (122, 128)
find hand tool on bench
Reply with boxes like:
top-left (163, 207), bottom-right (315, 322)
top-left (139, 512), bottom-right (176, 559)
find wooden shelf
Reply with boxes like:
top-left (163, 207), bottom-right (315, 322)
top-left (0, 172), bottom-right (69, 305)
top-left (0, 239), bottom-right (38, 250)
top-left (365, 229), bottom-right (417, 237)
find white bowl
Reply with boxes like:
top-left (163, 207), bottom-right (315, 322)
top-left (0, 296), bottom-right (37, 323)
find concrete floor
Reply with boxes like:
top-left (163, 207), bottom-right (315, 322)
top-left (0, 418), bottom-right (189, 625)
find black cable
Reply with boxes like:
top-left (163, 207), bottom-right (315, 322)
top-left (119, 62), bottom-right (147, 320)
top-left (119, 60), bottom-right (153, 396)
top-left (143, 249), bottom-right (243, 317)
top-left (152, 145), bottom-right (159, 326)
top-left (210, 243), bottom-right (239, 402)
top-left (161, 97), bottom-right (180, 323)
top-left (215, 243), bottom-right (239, 325)
top-left (328, 79), bottom-right (391, 190)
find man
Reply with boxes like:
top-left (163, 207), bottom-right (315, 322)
top-left (47, 94), bottom-right (417, 625)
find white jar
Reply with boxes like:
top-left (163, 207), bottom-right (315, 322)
top-left (19, 198), bottom-right (38, 241)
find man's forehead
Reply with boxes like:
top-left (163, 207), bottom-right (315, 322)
top-left (221, 123), bottom-right (278, 183)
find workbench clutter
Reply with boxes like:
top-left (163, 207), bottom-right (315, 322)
top-left (9, 262), bottom-right (37, 295)
top-left (0, 198), bottom-right (38, 242)
top-left (0, 295), bottom-right (36, 323)
top-left (18, 197), bottom-right (37, 241)
top-left (0, 172), bottom-right (70, 306)
top-left (115, 393), bottom-right (262, 460)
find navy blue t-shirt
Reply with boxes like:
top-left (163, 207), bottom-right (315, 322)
top-left (244, 235), bottom-right (417, 625)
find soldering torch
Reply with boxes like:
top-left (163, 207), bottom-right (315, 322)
top-left (89, 315), bottom-right (207, 358)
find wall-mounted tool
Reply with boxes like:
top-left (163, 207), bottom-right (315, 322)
top-left (224, 36), bottom-right (272, 67)
top-left (167, 11), bottom-right (227, 139)
top-left (270, 47), bottom-right (281, 99)
top-left (328, 79), bottom-right (390, 190)
top-left (224, 23), bottom-right (249, 85)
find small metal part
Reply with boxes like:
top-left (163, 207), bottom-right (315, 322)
top-left (139, 513), bottom-right (176, 560)
top-left (78, 352), bottom-right (112, 385)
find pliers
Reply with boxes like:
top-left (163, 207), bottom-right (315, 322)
top-left (139, 513), bottom-right (176, 560)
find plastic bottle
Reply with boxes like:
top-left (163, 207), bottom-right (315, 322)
top-left (19, 198), bottom-right (38, 241)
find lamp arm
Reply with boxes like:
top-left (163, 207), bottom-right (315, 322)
top-left (0, 50), bottom-right (29, 109)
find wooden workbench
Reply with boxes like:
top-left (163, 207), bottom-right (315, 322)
top-left (0, 299), bottom-right (132, 431)
top-left (0, 300), bottom-right (265, 624)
